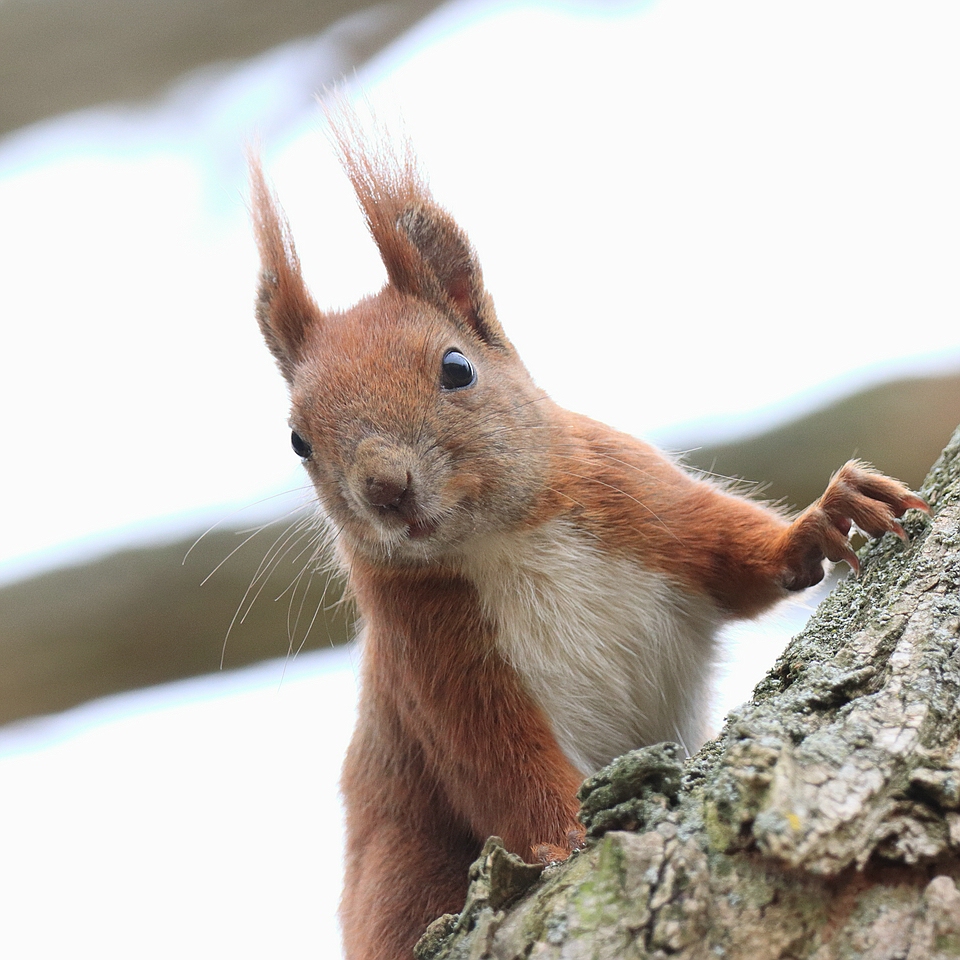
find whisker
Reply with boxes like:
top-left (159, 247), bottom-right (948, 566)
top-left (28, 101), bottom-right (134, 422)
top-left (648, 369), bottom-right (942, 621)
top-left (277, 521), bottom-right (352, 688)
top-left (199, 525), bottom-right (275, 589)
top-left (278, 549), bottom-right (326, 688)
top-left (294, 569), bottom-right (335, 655)
top-left (237, 522), bottom-right (316, 628)
top-left (273, 524), bottom-right (329, 604)
top-left (194, 501), bottom-right (314, 588)
top-left (219, 514), bottom-right (317, 668)
top-left (244, 510), bottom-right (316, 590)
top-left (285, 533), bottom-right (333, 642)
top-left (183, 485), bottom-right (315, 565)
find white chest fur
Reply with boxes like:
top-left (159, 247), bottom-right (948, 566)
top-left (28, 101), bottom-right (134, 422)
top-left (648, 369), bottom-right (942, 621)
top-left (458, 520), bottom-right (720, 775)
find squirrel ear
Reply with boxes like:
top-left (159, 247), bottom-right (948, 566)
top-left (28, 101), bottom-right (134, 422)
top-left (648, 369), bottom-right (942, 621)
top-left (325, 107), bottom-right (508, 348)
top-left (248, 155), bottom-right (324, 381)
top-left (396, 204), bottom-right (504, 346)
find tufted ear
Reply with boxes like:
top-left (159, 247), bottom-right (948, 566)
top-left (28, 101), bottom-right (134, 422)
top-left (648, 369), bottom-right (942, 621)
top-left (248, 155), bottom-right (325, 381)
top-left (326, 111), bottom-right (507, 347)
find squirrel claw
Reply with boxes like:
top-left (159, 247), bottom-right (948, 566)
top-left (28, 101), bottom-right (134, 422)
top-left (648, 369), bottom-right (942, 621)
top-left (901, 493), bottom-right (931, 515)
top-left (839, 546), bottom-right (861, 576)
top-left (887, 519), bottom-right (909, 543)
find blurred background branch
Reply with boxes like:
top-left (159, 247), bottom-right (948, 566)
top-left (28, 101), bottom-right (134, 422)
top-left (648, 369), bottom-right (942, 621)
top-left (0, 0), bottom-right (441, 136)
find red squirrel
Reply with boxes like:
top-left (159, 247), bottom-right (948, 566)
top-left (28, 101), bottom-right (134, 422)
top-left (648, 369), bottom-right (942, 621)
top-left (248, 121), bottom-right (928, 960)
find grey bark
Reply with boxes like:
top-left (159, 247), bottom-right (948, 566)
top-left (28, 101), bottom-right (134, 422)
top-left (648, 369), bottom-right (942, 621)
top-left (416, 426), bottom-right (960, 960)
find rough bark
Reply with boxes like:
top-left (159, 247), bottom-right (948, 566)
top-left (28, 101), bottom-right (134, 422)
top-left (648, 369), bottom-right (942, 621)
top-left (416, 426), bottom-right (960, 960)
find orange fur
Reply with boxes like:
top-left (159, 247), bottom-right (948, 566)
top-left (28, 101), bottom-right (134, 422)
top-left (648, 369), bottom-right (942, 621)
top-left (248, 123), bottom-right (928, 959)
top-left (341, 566), bottom-right (583, 958)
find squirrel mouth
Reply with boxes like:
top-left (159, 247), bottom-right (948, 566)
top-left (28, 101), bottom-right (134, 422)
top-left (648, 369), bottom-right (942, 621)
top-left (366, 498), bottom-right (439, 543)
top-left (406, 518), bottom-right (439, 541)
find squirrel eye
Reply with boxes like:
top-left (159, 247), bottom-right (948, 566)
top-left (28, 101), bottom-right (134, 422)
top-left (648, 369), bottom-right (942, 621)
top-left (440, 349), bottom-right (476, 391)
top-left (291, 430), bottom-right (312, 460)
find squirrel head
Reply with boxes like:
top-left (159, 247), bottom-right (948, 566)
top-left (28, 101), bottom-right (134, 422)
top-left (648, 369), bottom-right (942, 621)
top-left (249, 126), bottom-right (555, 567)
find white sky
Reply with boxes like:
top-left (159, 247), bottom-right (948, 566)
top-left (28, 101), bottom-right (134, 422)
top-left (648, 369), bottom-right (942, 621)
top-left (1, 0), bottom-right (959, 583)
top-left (0, 644), bottom-right (359, 958)
top-left (0, 1), bottom-right (959, 955)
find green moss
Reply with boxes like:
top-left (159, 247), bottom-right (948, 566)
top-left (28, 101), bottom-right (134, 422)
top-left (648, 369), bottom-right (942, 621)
top-left (935, 933), bottom-right (960, 954)
top-left (564, 835), bottom-right (631, 930)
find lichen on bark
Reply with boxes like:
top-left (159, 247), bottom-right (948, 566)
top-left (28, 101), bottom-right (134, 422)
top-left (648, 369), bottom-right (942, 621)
top-left (418, 426), bottom-right (960, 959)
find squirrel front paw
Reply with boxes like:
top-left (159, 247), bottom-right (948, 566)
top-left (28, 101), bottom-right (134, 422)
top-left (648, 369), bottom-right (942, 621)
top-left (780, 460), bottom-right (929, 590)
top-left (532, 826), bottom-right (586, 865)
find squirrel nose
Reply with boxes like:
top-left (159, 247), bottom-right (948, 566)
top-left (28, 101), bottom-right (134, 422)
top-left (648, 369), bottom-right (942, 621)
top-left (365, 472), bottom-right (410, 509)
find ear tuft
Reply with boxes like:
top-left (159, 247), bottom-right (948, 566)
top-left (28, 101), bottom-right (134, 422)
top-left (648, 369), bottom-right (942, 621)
top-left (325, 106), bottom-right (506, 347)
top-left (248, 153), bottom-right (324, 381)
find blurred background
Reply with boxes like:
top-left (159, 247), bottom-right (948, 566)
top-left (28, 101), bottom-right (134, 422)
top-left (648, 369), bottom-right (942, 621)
top-left (1, 0), bottom-right (959, 956)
